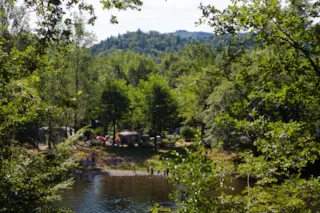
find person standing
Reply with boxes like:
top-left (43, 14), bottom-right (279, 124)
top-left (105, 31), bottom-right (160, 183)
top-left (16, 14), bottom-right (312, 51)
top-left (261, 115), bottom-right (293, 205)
top-left (80, 158), bottom-right (84, 166)
top-left (91, 152), bottom-right (95, 162)
top-left (85, 157), bottom-right (90, 166)
top-left (147, 164), bottom-right (150, 174)
top-left (150, 167), bottom-right (154, 175)
top-left (133, 164), bottom-right (136, 174)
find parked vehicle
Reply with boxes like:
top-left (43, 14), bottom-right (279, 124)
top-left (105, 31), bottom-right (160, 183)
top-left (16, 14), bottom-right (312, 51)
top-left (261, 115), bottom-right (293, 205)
top-left (119, 131), bottom-right (141, 147)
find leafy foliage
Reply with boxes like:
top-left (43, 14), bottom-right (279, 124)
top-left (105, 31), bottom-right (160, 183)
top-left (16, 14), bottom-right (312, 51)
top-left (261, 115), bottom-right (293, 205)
top-left (164, 0), bottom-right (320, 212)
top-left (91, 30), bottom-right (252, 58)
top-left (2, 0), bottom-right (320, 212)
top-left (0, 145), bottom-right (75, 212)
top-left (0, 0), bottom-right (145, 212)
top-left (130, 74), bottom-right (179, 151)
top-left (179, 126), bottom-right (196, 141)
top-left (99, 79), bottom-right (130, 144)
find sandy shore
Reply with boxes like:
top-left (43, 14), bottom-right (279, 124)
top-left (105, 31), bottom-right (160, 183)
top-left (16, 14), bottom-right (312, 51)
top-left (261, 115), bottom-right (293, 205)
top-left (73, 169), bottom-right (167, 177)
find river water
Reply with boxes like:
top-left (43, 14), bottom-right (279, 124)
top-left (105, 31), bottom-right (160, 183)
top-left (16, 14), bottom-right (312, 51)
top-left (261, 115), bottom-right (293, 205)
top-left (55, 174), bottom-right (174, 213)
top-left (55, 173), bottom-right (320, 212)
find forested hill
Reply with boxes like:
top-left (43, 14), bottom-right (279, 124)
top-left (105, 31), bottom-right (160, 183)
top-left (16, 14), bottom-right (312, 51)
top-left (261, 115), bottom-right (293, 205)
top-left (172, 30), bottom-right (212, 38)
top-left (91, 30), bottom-right (245, 57)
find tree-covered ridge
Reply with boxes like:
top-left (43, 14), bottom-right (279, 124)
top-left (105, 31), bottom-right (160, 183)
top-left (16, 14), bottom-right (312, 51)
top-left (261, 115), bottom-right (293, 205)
top-left (91, 29), bottom-right (252, 58)
top-left (3, 0), bottom-right (320, 212)
top-left (173, 30), bottom-right (212, 38)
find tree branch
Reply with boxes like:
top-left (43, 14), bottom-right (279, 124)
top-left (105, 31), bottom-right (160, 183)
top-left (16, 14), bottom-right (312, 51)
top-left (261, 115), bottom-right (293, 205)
top-left (272, 20), bottom-right (320, 76)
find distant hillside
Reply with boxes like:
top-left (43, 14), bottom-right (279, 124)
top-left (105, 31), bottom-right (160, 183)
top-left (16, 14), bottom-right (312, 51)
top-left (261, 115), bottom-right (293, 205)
top-left (170, 30), bottom-right (213, 39)
top-left (91, 30), bottom-right (251, 58)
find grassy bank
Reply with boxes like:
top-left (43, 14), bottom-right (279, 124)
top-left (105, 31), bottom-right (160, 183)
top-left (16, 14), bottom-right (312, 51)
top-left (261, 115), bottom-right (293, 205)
top-left (72, 141), bottom-right (237, 173)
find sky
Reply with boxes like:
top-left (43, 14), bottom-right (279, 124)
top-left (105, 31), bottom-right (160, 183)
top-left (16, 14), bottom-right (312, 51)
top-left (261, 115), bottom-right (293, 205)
top-left (86, 0), bottom-right (231, 42)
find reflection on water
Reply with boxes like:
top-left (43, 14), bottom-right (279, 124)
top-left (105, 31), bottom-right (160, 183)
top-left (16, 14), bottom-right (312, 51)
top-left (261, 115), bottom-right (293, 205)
top-left (55, 175), bottom-right (174, 213)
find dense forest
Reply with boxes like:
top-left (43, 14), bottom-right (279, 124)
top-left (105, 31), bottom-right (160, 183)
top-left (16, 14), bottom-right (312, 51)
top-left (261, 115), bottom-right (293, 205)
top-left (91, 30), bottom-right (252, 59)
top-left (1, 0), bottom-right (320, 212)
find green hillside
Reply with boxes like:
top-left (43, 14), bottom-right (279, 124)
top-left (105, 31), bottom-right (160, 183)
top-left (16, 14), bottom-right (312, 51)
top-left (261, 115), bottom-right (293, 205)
top-left (171, 30), bottom-right (213, 38)
top-left (91, 30), bottom-right (251, 57)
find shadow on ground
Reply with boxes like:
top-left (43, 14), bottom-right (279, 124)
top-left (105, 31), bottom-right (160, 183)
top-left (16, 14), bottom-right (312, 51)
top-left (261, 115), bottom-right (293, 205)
top-left (73, 142), bottom-right (195, 172)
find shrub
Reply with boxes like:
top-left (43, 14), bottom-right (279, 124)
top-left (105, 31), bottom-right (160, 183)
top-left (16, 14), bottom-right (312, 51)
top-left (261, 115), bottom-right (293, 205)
top-left (92, 126), bottom-right (104, 136)
top-left (176, 138), bottom-right (185, 144)
top-left (180, 126), bottom-right (196, 142)
top-left (162, 138), bottom-right (169, 143)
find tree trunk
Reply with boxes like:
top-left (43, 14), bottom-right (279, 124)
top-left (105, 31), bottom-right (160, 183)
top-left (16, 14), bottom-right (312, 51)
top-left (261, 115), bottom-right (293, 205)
top-left (74, 111), bottom-right (77, 134)
top-left (153, 119), bottom-right (157, 152)
top-left (48, 115), bottom-right (53, 150)
top-left (154, 133), bottom-right (157, 152)
top-left (200, 103), bottom-right (208, 140)
top-left (74, 47), bottom-right (79, 133)
top-left (112, 119), bottom-right (116, 147)
top-left (201, 122), bottom-right (205, 139)
top-left (104, 124), bottom-right (108, 135)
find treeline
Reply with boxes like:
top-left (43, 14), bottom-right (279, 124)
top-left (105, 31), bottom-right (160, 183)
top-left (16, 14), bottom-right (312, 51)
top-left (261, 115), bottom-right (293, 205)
top-left (2, 0), bottom-right (320, 212)
top-left (91, 29), bottom-right (252, 58)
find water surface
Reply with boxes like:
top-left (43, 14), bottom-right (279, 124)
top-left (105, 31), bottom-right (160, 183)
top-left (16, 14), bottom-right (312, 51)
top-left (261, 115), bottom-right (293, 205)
top-left (55, 174), bottom-right (174, 213)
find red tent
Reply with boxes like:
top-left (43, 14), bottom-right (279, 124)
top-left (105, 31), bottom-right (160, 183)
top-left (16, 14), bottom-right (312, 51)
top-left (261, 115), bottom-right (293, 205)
top-left (95, 136), bottom-right (107, 141)
top-left (99, 136), bottom-right (107, 141)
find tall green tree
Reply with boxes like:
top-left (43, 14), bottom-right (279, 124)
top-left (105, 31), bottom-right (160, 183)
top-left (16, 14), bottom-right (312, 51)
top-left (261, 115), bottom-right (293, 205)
top-left (0, 4), bottom-right (76, 211)
top-left (99, 79), bottom-right (130, 146)
top-left (167, 0), bottom-right (320, 212)
top-left (102, 51), bottom-right (156, 85)
top-left (0, 0), bottom-right (145, 211)
top-left (69, 15), bottom-right (96, 132)
top-left (132, 74), bottom-right (178, 151)
top-left (173, 44), bottom-right (217, 137)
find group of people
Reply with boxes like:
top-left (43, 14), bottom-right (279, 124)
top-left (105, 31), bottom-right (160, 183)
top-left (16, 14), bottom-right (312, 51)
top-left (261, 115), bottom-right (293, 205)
top-left (80, 153), bottom-right (170, 177)
top-left (146, 164), bottom-right (169, 176)
top-left (80, 152), bottom-right (96, 167)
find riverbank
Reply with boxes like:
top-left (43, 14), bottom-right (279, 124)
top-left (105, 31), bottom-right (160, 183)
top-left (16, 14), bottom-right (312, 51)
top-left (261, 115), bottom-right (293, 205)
top-left (72, 141), bottom-right (189, 173)
top-left (72, 141), bottom-right (237, 174)
top-left (73, 169), bottom-right (168, 176)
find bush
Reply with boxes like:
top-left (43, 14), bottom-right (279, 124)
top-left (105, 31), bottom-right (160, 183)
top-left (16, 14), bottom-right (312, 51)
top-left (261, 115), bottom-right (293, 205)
top-left (92, 126), bottom-right (105, 136)
top-left (90, 140), bottom-right (101, 146)
top-left (173, 133), bottom-right (181, 142)
top-left (162, 138), bottom-right (169, 143)
top-left (176, 138), bottom-right (185, 144)
top-left (180, 126), bottom-right (196, 141)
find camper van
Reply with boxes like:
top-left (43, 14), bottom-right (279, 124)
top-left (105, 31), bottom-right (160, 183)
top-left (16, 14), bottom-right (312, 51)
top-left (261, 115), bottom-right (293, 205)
top-left (119, 131), bottom-right (141, 147)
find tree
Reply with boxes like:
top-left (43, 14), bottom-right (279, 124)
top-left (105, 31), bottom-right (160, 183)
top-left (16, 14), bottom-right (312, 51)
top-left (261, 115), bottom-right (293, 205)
top-left (99, 79), bottom-right (130, 146)
top-left (103, 51), bottom-right (156, 85)
top-left (0, 0), bottom-right (145, 211)
top-left (0, 14), bottom-right (75, 213)
top-left (69, 15), bottom-right (96, 132)
top-left (132, 74), bottom-right (178, 152)
top-left (173, 44), bottom-right (218, 137)
top-left (123, 53), bottom-right (156, 86)
top-left (0, 140), bottom-right (76, 213)
top-left (91, 30), bottom-right (243, 59)
top-left (16, 0), bottom-right (143, 48)
top-left (166, 0), bottom-right (320, 212)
